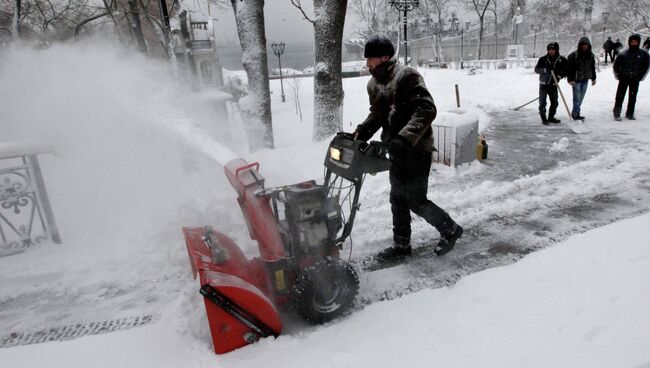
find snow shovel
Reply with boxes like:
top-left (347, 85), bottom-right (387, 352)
top-left (551, 71), bottom-right (590, 134)
top-left (511, 96), bottom-right (539, 111)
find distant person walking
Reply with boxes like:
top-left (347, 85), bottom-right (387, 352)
top-left (534, 42), bottom-right (568, 125)
top-left (612, 34), bottom-right (650, 121)
top-left (613, 38), bottom-right (624, 60)
top-left (603, 37), bottom-right (614, 64)
top-left (566, 37), bottom-right (597, 120)
top-left (643, 37), bottom-right (650, 51)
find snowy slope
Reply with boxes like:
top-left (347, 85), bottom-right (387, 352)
top-left (1, 40), bottom-right (650, 367)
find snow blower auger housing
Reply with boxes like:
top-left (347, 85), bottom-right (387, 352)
top-left (183, 132), bottom-right (390, 354)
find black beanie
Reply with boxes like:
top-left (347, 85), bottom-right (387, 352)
top-left (364, 34), bottom-right (395, 58)
top-left (547, 42), bottom-right (559, 52)
top-left (629, 34), bottom-right (642, 45)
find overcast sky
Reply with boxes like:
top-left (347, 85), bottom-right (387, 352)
top-left (190, 1), bottom-right (357, 45)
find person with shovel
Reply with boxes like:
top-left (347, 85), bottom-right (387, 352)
top-left (535, 42), bottom-right (568, 125)
top-left (566, 37), bottom-right (597, 121)
top-left (612, 34), bottom-right (650, 121)
top-left (353, 34), bottom-right (463, 261)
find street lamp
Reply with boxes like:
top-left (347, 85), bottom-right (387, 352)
top-left (458, 20), bottom-right (470, 69)
top-left (271, 41), bottom-right (286, 103)
top-left (602, 11), bottom-right (610, 63)
top-left (531, 24), bottom-right (542, 58)
top-left (390, 0), bottom-right (419, 65)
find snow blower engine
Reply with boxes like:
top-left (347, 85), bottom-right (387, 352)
top-left (183, 132), bottom-right (391, 354)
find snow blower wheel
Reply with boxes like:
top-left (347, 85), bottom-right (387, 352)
top-left (292, 257), bottom-right (359, 324)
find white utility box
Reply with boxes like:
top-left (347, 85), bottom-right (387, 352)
top-left (431, 109), bottom-right (479, 167)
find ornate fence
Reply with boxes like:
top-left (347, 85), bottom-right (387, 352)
top-left (0, 141), bottom-right (60, 256)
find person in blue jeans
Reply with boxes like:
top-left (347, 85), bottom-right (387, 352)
top-left (566, 37), bottom-right (597, 120)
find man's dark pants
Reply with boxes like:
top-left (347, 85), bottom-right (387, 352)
top-left (539, 83), bottom-right (559, 117)
top-left (614, 79), bottom-right (640, 117)
top-left (389, 150), bottom-right (455, 246)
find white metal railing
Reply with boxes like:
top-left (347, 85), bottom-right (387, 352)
top-left (0, 141), bottom-right (60, 256)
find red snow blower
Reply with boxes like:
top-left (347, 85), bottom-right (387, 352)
top-left (183, 132), bottom-right (391, 354)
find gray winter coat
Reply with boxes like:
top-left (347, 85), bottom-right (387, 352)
top-left (355, 59), bottom-right (436, 152)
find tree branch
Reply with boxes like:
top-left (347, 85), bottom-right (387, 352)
top-left (290, 0), bottom-right (315, 24)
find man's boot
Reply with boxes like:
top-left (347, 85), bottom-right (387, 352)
top-left (626, 114), bottom-right (636, 120)
top-left (614, 113), bottom-right (622, 121)
top-left (434, 223), bottom-right (464, 256)
top-left (376, 234), bottom-right (412, 261)
top-left (540, 113), bottom-right (549, 125)
top-left (376, 244), bottom-right (412, 261)
top-left (547, 115), bottom-right (561, 124)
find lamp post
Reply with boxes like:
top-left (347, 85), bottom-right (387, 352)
top-left (531, 24), bottom-right (542, 58)
top-left (271, 41), bottom-right (286, 103)
top-left (457, 20), bottom-right (470, 69)
top-left (390, 0), bottom-right (419, 65)
top-left (602, 11), bottom-right (610, 64)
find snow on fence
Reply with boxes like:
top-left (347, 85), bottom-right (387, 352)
top-left (0, 140), bottom-right (60, 257)
top-left (432, 110), bottom-right (479, 167)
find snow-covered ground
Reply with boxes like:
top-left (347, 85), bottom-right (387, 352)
top-left (1, 40), bottom-right (650, 367)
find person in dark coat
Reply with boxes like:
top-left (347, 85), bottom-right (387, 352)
top-left (603, 37), bottom-right (614, 64)
top-left (613, 38), bottom-right (624, 60)
top-left (643, 37), bottom-right (650, 51)
top-left (566, 37), bottom-right (597, 120)
top-left (354, 34), bottom-right (463, 261)
top-left (534, 42), bottom-right (568, 125)
top-left (612, 34), bottom-right (650, 120)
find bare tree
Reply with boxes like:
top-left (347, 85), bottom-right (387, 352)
top-left (291, 0), bottom-right (347, 141)
top-left (348, 0), bottom-right (398, 37)
top-left (465, 0), bottom-right (492, 60)
top-left (606, 0), bottom-right (650, 33)
top-left (419, 0), bottom-right (451, 62)
top-left (231, 0), bottom-right (274, 150)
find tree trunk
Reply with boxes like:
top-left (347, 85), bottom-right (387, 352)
top-left (312, 0), bottom-right (347, 141)
top-left (231, 0), bottom-right (274, 150)
top-left (583, 0), bottom-right (593, 36)
top-left (12, 0), bottom-right (21, 39)
top-left (127, 0), bottom-right (148, 54)
top-left (477, 19), bottom-right (484, 59)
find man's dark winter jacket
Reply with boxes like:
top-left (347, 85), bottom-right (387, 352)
top-left (356, 59), bottom-right (436, 152)
top-left (613, 34), bottom-right (650, 82)
top-left (603, 38), bottom-right (614, 52)
top-left (566, 37), bottom-right (597, 83)
top-left (534, 43), bottom-right (568, 85)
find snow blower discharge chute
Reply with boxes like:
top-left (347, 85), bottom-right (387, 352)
top-left (183, 133), bottom-right (391, 354)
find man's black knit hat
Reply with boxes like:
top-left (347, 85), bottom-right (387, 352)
top-left (629, 34), bottom-right (642, 45)
top-left (364, 34), bottom-right (395, 58)
top-left (547, 42), bottom-right (559, 51)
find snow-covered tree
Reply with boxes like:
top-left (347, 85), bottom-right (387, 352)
top-left (348, 0), bottom-right (398, 37)
top-left (606, 0), bottom-right (650, 33)
top-left (231, 0), bottom-right (274, 150)
top-left (291, 0), bottom-right (347, 141)
top-left (465, 0), bottom-right (492, 60)
top-left (419, 0), bottom-right (452, 62)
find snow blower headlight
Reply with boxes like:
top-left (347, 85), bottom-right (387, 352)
top-left (329, 147), bottom-right (342, 161)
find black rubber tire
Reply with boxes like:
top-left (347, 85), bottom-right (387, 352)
top-left (292, 257), bottom-right (359, 324)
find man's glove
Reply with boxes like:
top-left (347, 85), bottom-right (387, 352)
top-left (388, 136), bottom-right (411, 162)
top-left (353, 125), bottom-right (371, 141)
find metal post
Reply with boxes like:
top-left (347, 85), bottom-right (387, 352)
top-left (403, 8), bottom-right (408, 65)
top-left (461, 27), bottom-right (464, 69)
top-left (271, 42), bottom-right (286, 103)
top-left (390, 0), bottom-right (419, 65)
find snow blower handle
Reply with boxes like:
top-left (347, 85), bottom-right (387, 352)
top-left (235, 162), bottom-right (260, 178)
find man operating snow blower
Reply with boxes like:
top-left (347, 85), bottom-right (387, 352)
top-left (353, 34), bottom-right (463, 262)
